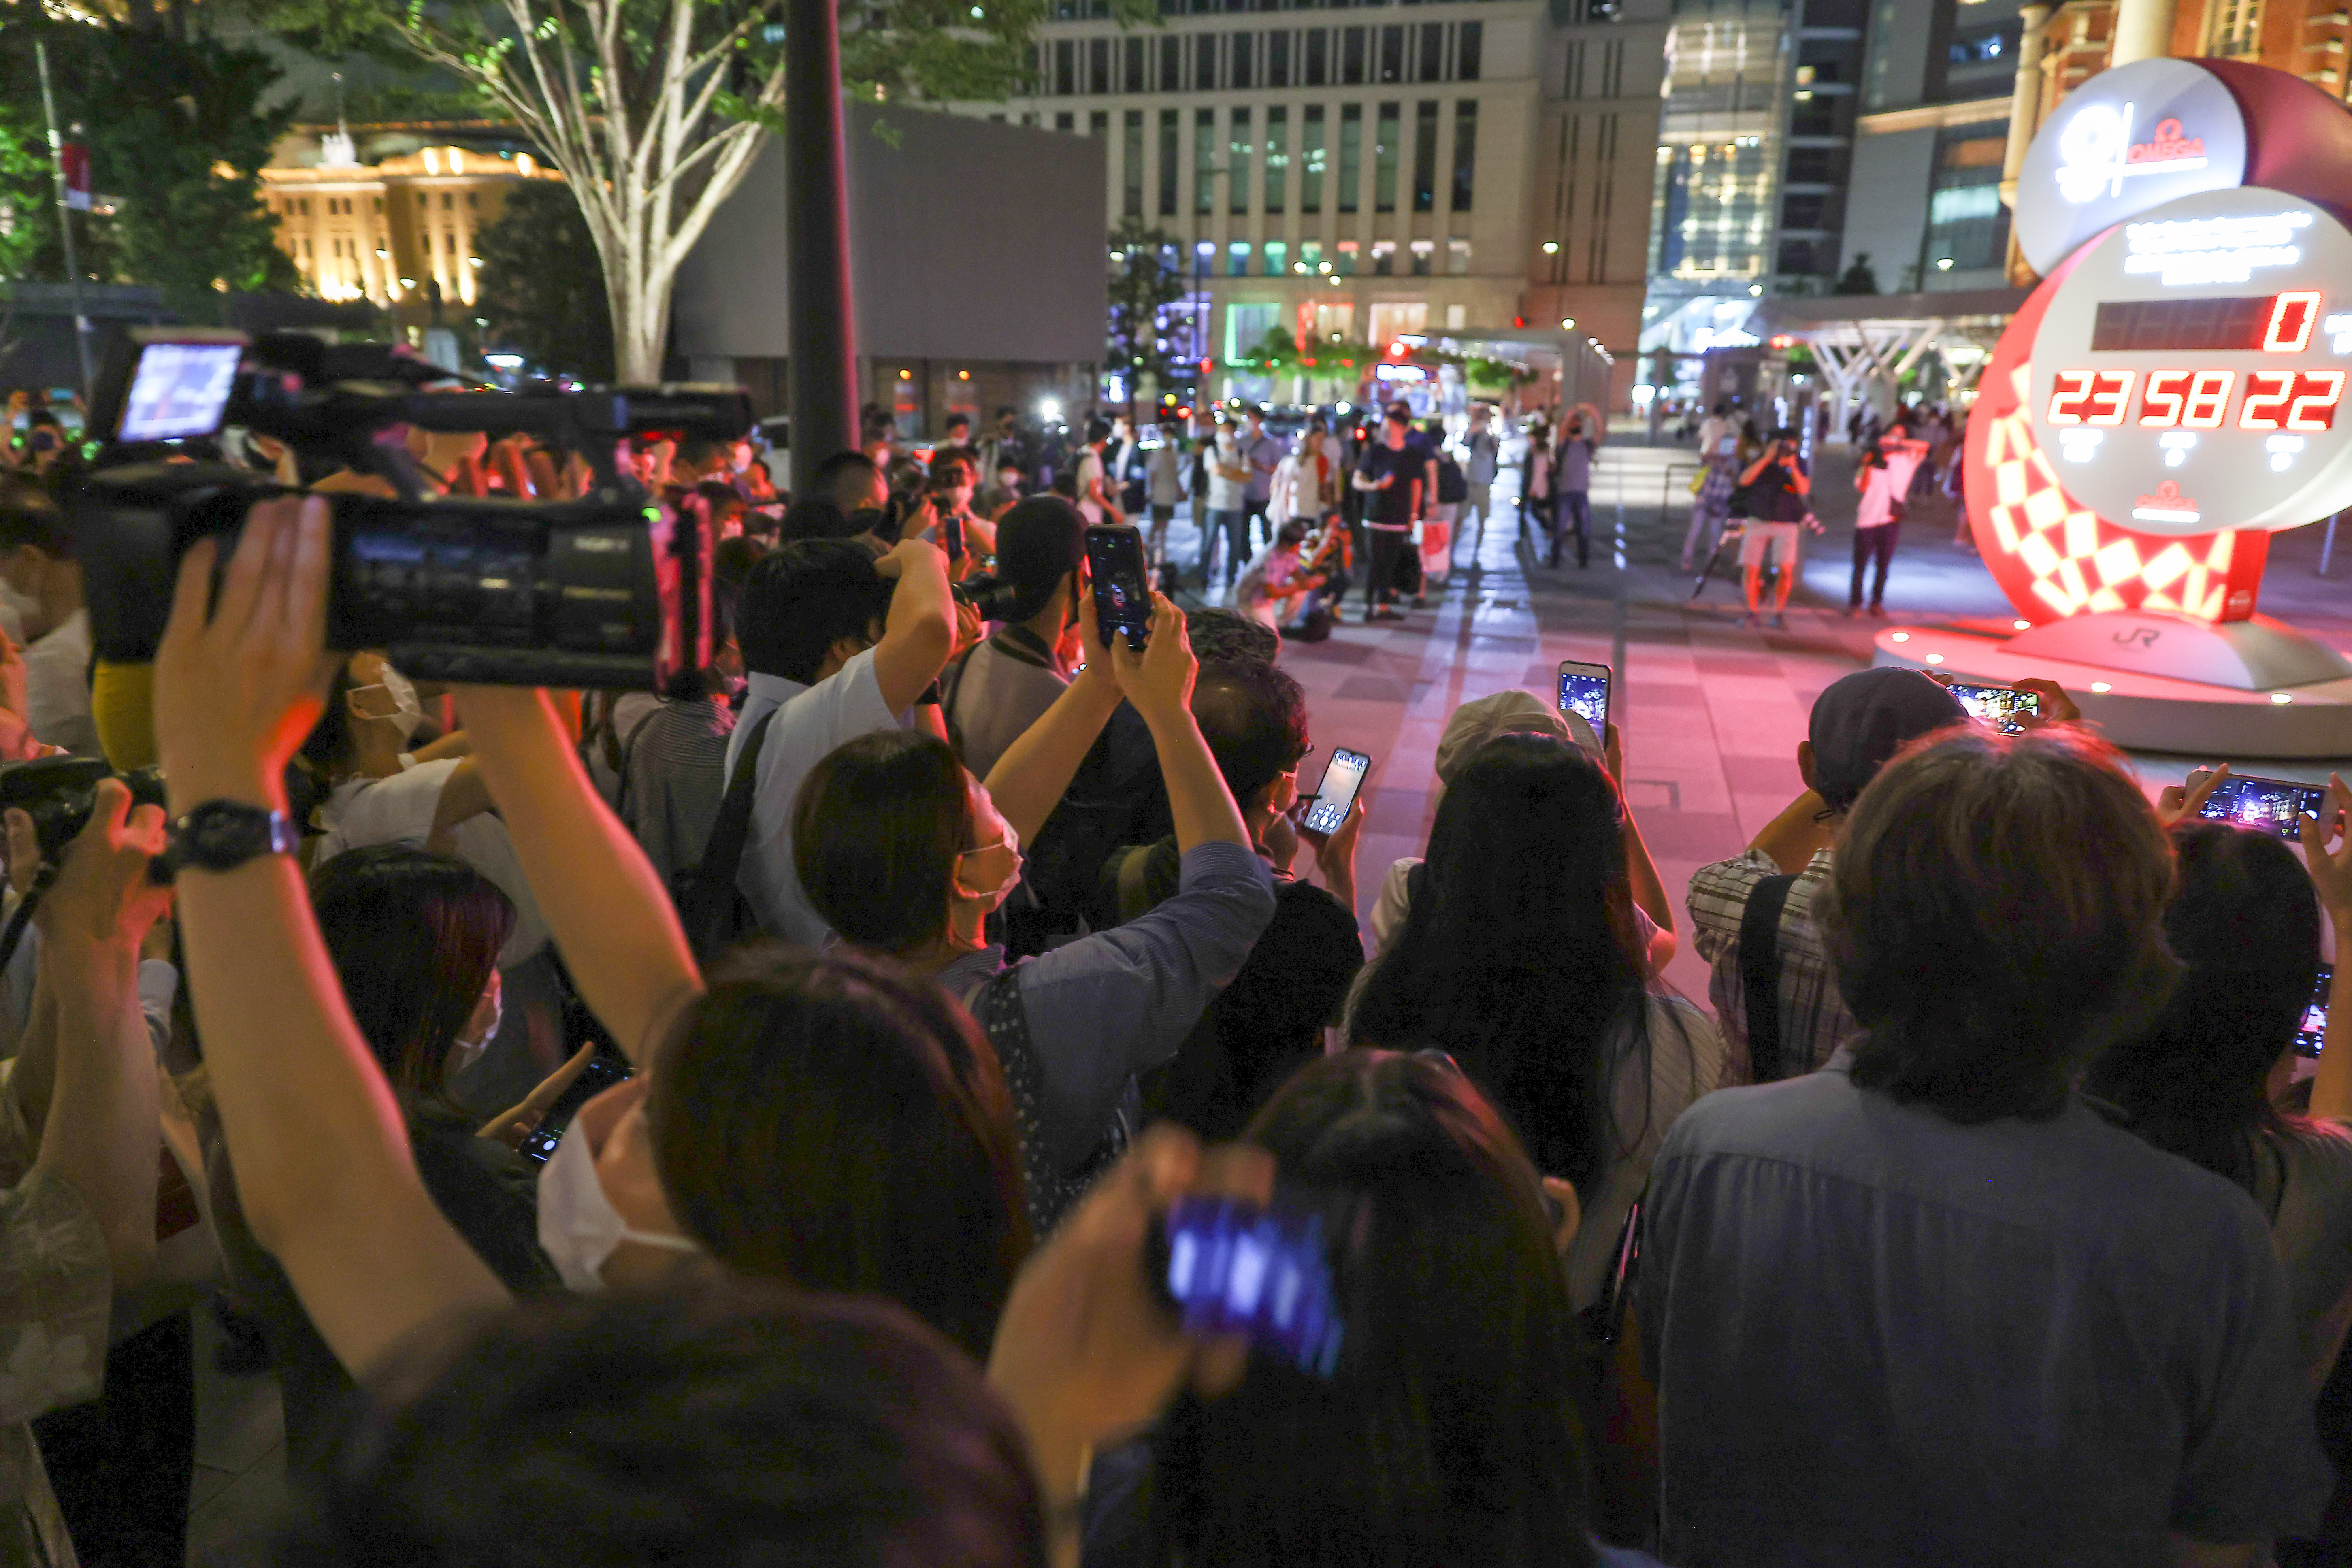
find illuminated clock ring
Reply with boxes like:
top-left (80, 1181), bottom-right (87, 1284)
top-left (2026, 187), bottom-right (2352, 535)
top-left (1962, 241), bottom-right (2269, 626)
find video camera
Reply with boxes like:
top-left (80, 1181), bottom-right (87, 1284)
top-left (64, 328), bottom-right (755, 690)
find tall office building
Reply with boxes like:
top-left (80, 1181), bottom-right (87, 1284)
top-left (1639, 0), bottom-right (1869, 364)
top-left (953, 0), bottom-right (1668, 408)
top-left (1839, 0), bottom-right (2022, 294)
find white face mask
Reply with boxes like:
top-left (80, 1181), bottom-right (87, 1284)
top-left (447, 980), bottom-right (502, 1076)
top-left (350, 664), bottom-right (426, 742)
top-left (535, 1125), bottom-right (700, 1295)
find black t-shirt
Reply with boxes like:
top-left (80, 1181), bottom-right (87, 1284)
top-left (1744, 454), bottom-right (1811, 522)
top-left (1357, 443), bottom-right (1422, 528)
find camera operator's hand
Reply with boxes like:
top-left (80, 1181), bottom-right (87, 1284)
top-left (2301, 775), bottom-right (2352, 917)
top-left (1072, 587), bottom-right (1116, 698)
top-left (988, 1123), bottom-right (1272, 1552)
top-left (1110, 594), bottom-right (1194, 726)
top-left (9, 780), bottom-right (171, 950)
top-left (873, 534), bottom-right (945, 584)
top-left (0, 627), bottom-right (30, 720)
top-left (2012, 677), bottom-right (2081, 729)
top-left (950, 596), bottom-right (985, 662)
top-left (2156, 764), bottom-right (2229, 827)
top-left (154, 494), bottom-right (334, 816)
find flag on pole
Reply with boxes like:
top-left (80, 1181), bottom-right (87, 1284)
top-left (60, 142), bottom-right (90, 211)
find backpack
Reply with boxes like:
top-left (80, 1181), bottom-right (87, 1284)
top-left (674, 709), bottom-right (778, 959)
top-left (1436, 452), bottom-right (1468, 505)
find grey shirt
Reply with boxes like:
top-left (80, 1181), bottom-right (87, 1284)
top-left (945, 628), bottom-right (1071, 780)
top-left (1642, 1049), bottom-right (2331, 1568)
top-left (940, 841), bottom-right (1276, 1175)
top-left (620, 696), bottom-right (735, 888)
top-left (1239, 428), bottom-right (1286, 505)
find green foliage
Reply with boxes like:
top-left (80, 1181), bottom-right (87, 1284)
top-left (475, 179), bottom-right (614, 381)
top-left (0, 21), bottom-right (299, 317)
top-left (1105, 218), bottom-right (1187, 398)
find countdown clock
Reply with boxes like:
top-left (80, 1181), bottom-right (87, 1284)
top-left (2026, 186), bottom-right (2352, 535)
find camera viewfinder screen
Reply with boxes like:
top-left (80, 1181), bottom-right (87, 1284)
top-left (119, 342), bottom-right (241, 442)
top-left (1557, 665), bottom-right (1609, 737)
top-left (2197, 775), bottom-right (2329, 842)
top-left (2296, 965), bottom-right (2333, 1059)
top-left (1946, 683), bottom-right (2042, 735)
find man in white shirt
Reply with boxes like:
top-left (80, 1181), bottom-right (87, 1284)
top-left (0, 484), bottom-right (94, 754)
top-left (1202, 421), bottom-right (1253, 589)
top-left (726, 534), bottom-right (955, 944)
top-left (1847, 416), bottom-right (1929, 618)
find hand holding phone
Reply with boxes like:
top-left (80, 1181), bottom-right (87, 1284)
top-left (1086, 524), bottom-right (1153, 652)
top-left (1301, 748), bottom-right (1372, 840)
top-left (1945, 681), bottom-right (2043, 735)
top-left (2196, 773), bottom-right (2331, 842)
top-left (1150, 1194), bottom-right (1345, 1375)
top-left (1556, 660), bottom-right (1612, 738)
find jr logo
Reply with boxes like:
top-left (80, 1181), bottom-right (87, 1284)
top-left (2113, 627), bottom-right (2163, 649)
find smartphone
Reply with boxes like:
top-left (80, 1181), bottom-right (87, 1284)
top-left (516, 1048), bottom-right (635, 1165)
top-left (1086, 523), bottom-right (1153, 652)
top-left (1556, 660), bottom-right (1612, 738)
top-left (1302, 747), bottom-right (1371, 837)
top-left (2297, 965), bottom-right (2334, 1059)
top-left (1945, 681), bottom-right (2043, 735)
top-left (2197, 773), bottom-right (2331, 842)
top-left (936, 500), bottom-right (965, 562)
top-left (1150, 1193), bottom-right (1345, 1376)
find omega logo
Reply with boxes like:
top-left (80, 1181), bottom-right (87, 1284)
top-left (2128, 118), bottom-right (2206, 166)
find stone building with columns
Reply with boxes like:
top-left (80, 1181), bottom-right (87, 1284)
top-left (1995, 0), bottom-right (2352, 279)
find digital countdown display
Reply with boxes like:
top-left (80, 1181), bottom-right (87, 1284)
top-left (2027, 186), bottom-right (2352, 535)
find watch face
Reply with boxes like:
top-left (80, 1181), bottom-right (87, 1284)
top-left (2028, 185), bottom-right (2352, 535)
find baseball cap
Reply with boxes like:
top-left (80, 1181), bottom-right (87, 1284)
top-left (1808, 667), bottom-right (1969, 812)
top-left (1433, 690), bottom-right (1602, 792)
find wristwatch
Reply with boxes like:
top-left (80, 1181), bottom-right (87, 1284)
top-left (160, 801), bottom-right (300, 876)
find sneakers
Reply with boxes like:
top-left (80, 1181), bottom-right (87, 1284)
top-left (1768, 612), bottom-right (1788, 630)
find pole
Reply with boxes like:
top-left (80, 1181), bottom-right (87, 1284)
top-left (782, 0), bottom-right (857, 494)
top-left (35, 40), bottom-right (94, 397)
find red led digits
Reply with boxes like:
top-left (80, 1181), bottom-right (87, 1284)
top-left (2242, 370), bottom-right (2296, 430)
top-left (2140, 370), bottom-right (2188, 427)
top-left (2263, 291), bottom-right (2322, 354)
top-left (2288, 371), bottom-right (2347, 432)
top-left (2084, 371), bottom-right (2135, 426)
top-left (2047, 369), bottom-right (2093, 424)
top-left (2183, 370), bottom-right (2234, 429)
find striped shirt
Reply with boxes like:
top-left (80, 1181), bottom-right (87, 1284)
top-left (1685, 847), bottom-right (1853, 1078)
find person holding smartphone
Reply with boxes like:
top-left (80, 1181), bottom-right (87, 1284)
top-left (1732, 427), bottom-right (1822, 629)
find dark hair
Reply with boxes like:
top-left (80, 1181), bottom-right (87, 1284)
top-left (650, 945), bottom-right (1029, 1358)
top-left (1147, 1052), bottom-right (1595, 1568)
top-left (1347, 734), bottom-right (1672, 1192)
top-left (816, 449), bottom-right (881, 507)
top-left (795, 729), bottom-right (971, 958)
top-left (946, 413), bottom-right (973, 433)
top-left (1085, 415), bottom-right (1114, 444)
top-left (1184, 606), bottom-right (1278, 667)
top-left (778, 494), bottom-right (859, 543)
top-left (307, 846), bottom-right (514, 1103)
top-left (278, 1284), bottom-right (1046, 1568)
top-left (1276, 518), bottom-right (1309, 548)
top-left (1828, 726), bottom-right (2178, 1123)
top-left (736, 538), bottom-right (892, 684)
top-left (2085, 821), bottom-right (2318, 1191)
top-left (676, 439), bottom-right (731, 475)
top-left (691, 478), bottom-right (746, 517)
top-left (1191, 658), bottom-right (1309, 811)
top-left (0, 477), bottom-right (72, 557)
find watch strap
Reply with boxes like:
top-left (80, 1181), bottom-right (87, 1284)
top-left (163, 801), bottom-right (300, 875)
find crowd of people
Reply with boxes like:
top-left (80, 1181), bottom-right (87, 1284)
top-left (0, 382), bottom-right (2350, 1568)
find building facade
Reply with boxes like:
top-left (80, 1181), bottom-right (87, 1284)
top-left (257, 124), bottom-right (560, 351)
top-left (1998, 0), bottom-right (2352, 281)
top-left (954, 0), bottom-right (1668, 407)
top-left (1638, 0), bottom-right (1871, 367)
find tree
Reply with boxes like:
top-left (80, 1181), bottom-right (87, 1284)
top-left (0, 21), bottom-right (298, 317)
top-left (1104, 218), bottom-right (1187, 415)
top-left (476, 179), bottom-right (616, 380)
top-left (1834, 252), bottom-right (1881, 297)
top-left (241, 0), bottom-right (1131, 381)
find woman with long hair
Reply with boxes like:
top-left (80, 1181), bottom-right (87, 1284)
top-left (1091, 1051), bottom-right (1664, 1568)
top-left (1347, 732), bottom-right (1723, 1308)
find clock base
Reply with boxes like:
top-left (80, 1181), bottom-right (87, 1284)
top-left (1872, 617), bottom-right (2352, 760)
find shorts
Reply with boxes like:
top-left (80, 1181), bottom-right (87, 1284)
top-left (1738, 520), bottom-right (1801, 570)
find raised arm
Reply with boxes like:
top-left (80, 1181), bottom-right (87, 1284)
top-left (2303, 774), bottom-right (2352, 1124)
top-left (1116, 596), bottom-right (1248, 854)
top-left (870, 536), bottom-right (957, 715)
top-left (457, 686), bottom-right (702, 1065)
top-left (16, 785), bottom-right (170, 1287)
top-left (154, 496), bottom-right (507, 1377)
top-left (982, 599), bottom-right (1123, 846)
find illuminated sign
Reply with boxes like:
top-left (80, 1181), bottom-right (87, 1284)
top-left (2014, 58), bottom-right (2249, 275)
top-left (2026, 186), bottom-right (2352, 535)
